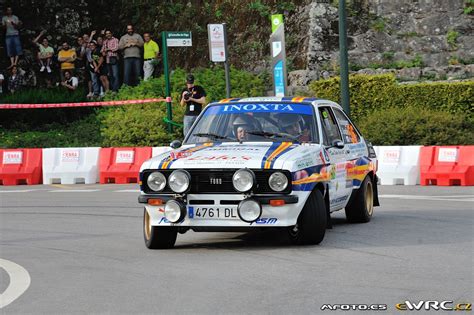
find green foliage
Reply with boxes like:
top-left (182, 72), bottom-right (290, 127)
top-left (309, 74), bottom-right (474, 122)
top-left (99, 67), bottom-right (266, 145)
top-left (0, 114), bottom-right (102, 148)
top-left (0, 87), bottom-right (86, 104)
top-left (371, 17), bottom-right (387, 32)
top-left (464, 0), bottom-right (474, 14)
top-left (350, 54), bottom-right (424, 70)
top-left (357, 106), bottom-right (474, 145)
top-left (446, 29), bottom-right (459, 50)
top-left (248, 0), bottom-right (271, 18)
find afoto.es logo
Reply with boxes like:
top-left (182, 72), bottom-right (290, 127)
top-left (396, 301), bottom-right (471, 311)
top-left (320, 304), bottom-right (387, 311)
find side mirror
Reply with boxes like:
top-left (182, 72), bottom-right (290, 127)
top-left (170, 140), bottom-right (182, 149)
top-left (330, 139), bottom-right (345, 149)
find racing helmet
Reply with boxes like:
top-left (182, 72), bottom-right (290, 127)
top-left (232, 115), bottom-right (256, 139)
top-left (278, 114), bottom-right (303, 134)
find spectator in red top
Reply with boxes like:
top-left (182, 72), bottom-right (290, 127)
top-left (102, 29), bottom-right (120, 92)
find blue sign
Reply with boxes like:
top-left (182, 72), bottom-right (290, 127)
top-left (273, 60), bottom-right (285, 97)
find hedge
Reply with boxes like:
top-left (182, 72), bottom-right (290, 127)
top-left (309, 74), bottom-right (474, 121)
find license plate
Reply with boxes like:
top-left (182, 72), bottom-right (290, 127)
top-left (188, 206), bottom-right (238, 219)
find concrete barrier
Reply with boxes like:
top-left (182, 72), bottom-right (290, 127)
top-left (42, 148), bottom-right (100, 184)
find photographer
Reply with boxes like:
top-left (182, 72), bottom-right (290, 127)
top-left (180, 74), bottom-right (206, 136)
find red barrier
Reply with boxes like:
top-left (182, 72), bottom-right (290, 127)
top-left (420, 146), bottom-right (474, 186)
top-left (0, 149), bottom-right (42, 185)
top-left (99, 147), bottom-right (152, 184)
top-left (0, 97), bottom-right (171, 109)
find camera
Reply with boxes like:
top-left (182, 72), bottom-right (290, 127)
top-left (183, 91), bottom-right (192, 100)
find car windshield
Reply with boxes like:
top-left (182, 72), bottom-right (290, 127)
top-left (185, 103), bottom-right (319, 144)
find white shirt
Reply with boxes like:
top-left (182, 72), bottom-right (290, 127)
top-left (0, 74), bottom-right (4, 93)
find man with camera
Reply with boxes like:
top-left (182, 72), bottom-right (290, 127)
top-left (180, 74), bottom-right (206, 136)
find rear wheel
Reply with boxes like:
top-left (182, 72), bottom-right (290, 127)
top-left (345, 176), bottom-right (374, 223)
top-left (288, 189), bottom-right (327, 245)
top-left (143, 208), bottom-right (178, 249)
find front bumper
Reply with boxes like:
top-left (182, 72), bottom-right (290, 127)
top-left (138, 192), bottom-right (308, 227)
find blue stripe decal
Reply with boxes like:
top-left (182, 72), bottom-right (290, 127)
top-left (188, 206), bottom-right (194, 219)
top-left (261, 142), bottom-right (282, 168)
top-left (269, 144), bottom-right (297, 169)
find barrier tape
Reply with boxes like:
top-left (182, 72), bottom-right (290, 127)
top-left (0, 97), bottom-right (172, 109)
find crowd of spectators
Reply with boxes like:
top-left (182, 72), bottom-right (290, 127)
top-left (1, 7), bottom-right (161, 98)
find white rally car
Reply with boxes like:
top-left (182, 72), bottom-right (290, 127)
top-left (139, 97), bottom-right (379, 249)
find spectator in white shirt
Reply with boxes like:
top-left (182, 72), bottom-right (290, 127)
top-left (60, 70), bottom-right (78, 91)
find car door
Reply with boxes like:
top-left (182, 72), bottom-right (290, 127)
top-left (318, 106), bottom-right (349, 211)
top-left (332, 107), bottom-right (369, 193)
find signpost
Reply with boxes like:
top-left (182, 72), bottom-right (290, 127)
top-left (161, 31), bottom-right (192, 132)
top-left (270, 14), bottom-right (288, 97)
top-left (208, 23), bottom-right (231, 98)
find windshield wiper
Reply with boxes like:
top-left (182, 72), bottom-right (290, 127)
top-left (246, 130), bottom-right (300, 143)
top-left (192, 132), bottom-right (234, 141)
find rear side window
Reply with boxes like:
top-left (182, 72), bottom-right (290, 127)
top-left (333, 108), bottom-right (361, 144)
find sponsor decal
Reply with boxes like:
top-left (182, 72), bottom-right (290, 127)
top-left (158, 217), bottom-right (171, 224)
top-left (251, 218), bottom-right (278, 225)
top-left (3, 151), bottom-right (23, 164)
top-left (330, 195), bottom-right (348, 205)
top-left (204, 103), bottom-right (313, 116)
top-left (159, 142), bottom-right (215, 169)
top-left (438, 148), bottom-right (458, 162)
top-left (61, 149), bottom-right (80, 162)
top-left (395, 300), bottom-right (471, 311)
top-left (292, 164), bottom-right (331, 191)
top-left (116, 150), bottom-right (134, 163)
top-left (382, 149), bottom-right (401, 164)
top-left (321, 304), bottom-right (387, 311)
top-left (187, 155), bottom-right (252, 161)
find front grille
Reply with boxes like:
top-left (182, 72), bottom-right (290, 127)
top-left (142, 169), bottom-right (291, 194)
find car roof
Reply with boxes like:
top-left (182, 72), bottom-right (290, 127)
top-left (211, 96), bottom-right (343, 110)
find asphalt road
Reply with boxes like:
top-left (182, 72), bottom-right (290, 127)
top-left (0, 184), bottom-right (473, 314)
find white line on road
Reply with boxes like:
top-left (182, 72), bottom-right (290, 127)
top-left (0, 258), bottom-right (31, 309)
top-left (48, 189), bottom-right (101, 193)
top-left (379, 195), bottom-right (474, 202)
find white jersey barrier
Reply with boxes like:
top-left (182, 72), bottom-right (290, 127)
top-left (42, 148), bottom-right (100, 184)
top-left (375, 146), bottom-right (421, 185)
top-left (152, 146), bottom-right (172, 157)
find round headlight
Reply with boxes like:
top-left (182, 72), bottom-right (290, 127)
top-left (237, 199), bottom-right (262, 223)
top-left (147, 172), bottom-right (166, 192)
top-left (232, 169), bottom-right (255, 192)
top-left (164, 200), bottom-right (186, 223)
top-left (168, 170), bottom-right (190, 193)
top-left (268, 172), bottom-right (289, 192)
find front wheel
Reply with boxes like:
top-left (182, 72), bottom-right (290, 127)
top-left (345, 176), bottom-right (374, 223)
top-left (288, 189), bottom-right (327, 245)
top-left (143, 208), bottom-right (178, 249)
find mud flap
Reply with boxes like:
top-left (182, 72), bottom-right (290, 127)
top-left (373, 174), bottom-right (380, 206)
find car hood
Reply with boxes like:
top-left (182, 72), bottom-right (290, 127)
top-left (140, 142), bottom-right (326, 172)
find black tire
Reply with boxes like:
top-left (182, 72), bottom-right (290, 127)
top-left (288, 189), bottom-right (327, 245)
top-left (345, 176), bottom-right (374, 223)
top-left (143, 208), bottom-right (177, 249)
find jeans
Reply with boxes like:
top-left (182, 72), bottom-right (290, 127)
top-left (90, 70), bottom-right (100, 96)
top-left (183, 115), bottom-right (198, 137)
top-left (107, 63), bottom-right (120, 91)
top-left (5, 35), bottom-right (23, 57)
top-left (123, 57), bottom-right (141, 86)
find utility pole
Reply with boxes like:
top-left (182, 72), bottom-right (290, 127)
top-left (338, 0), bottom-right (350, 116)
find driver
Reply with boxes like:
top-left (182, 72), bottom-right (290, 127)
top-left (278, 114), bottom-right (311, 142)
top-left (232, 115), bottom-right (256, 142)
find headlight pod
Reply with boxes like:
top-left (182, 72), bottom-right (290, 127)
top-left (232, 169), bottom-right (255, 192)
top-left (268, 172), bottom-right (289, 192)
top-left (237, 198), bottom-right (262, 223)
top-left (168, 170), bottom-right (191, 193)
top-left (147, 172), bottom-right (166, 192)
top-left (164, 200), bottom-right (186, 223)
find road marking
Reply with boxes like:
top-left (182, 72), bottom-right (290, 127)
top-left (48, 189), bottom-right (100, 193)
top-left (114, 189), bottom-right (140, 193)
top-left (379, 194), bottom-right (474, 202)
top-left (0, 258), bottom-right (31, 309)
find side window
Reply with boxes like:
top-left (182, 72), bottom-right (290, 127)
top-left (333, 108), bottom-right (361, 144)
top-left (318, 107), bottom-right (342, 146)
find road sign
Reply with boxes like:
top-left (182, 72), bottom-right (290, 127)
top-left (270, 14), bottom-right (287, 97)
top-left (208, 24), bottom-right (226, 62)
top-left (166, 31), bottom-right (192, 47)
